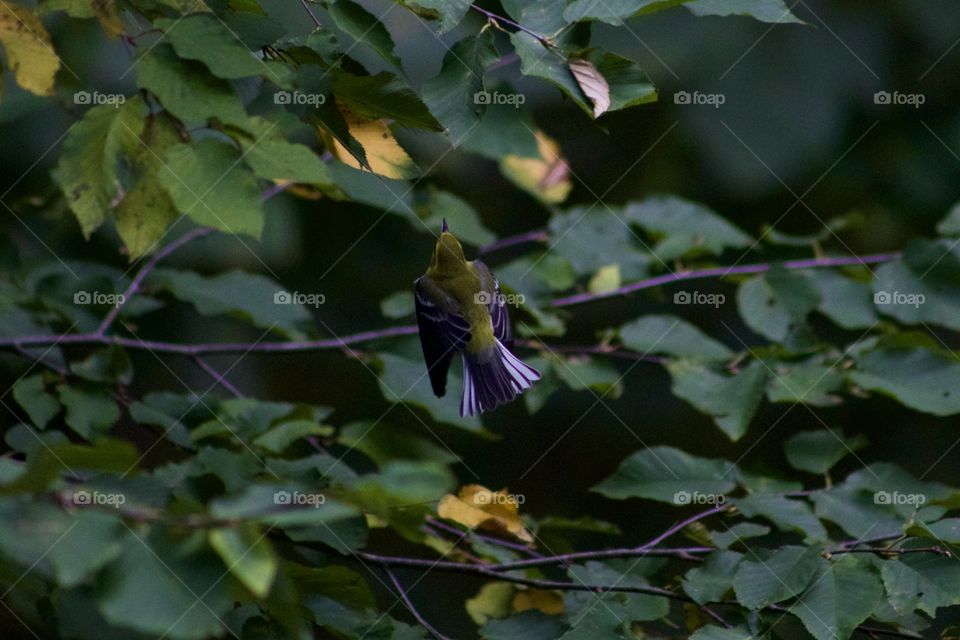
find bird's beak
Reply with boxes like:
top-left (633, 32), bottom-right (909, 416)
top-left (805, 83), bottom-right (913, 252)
top-left (441, 218), bottom-right (449, 233)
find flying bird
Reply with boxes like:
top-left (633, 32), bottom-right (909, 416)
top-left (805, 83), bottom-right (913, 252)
top-left (414, 221), bottom-right (540, 417)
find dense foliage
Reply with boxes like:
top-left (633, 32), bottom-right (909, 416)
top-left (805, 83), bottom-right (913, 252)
top-left (1, 0), bottom-right (959, 639)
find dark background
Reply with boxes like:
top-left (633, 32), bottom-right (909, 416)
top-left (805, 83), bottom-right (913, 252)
top-left (2, 1), bottom-right (960, 636)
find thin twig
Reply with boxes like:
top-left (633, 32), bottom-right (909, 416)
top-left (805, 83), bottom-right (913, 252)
top-left (478, 230), bottom-right (549, 255)
top-left (426, 516), bottom-right (544, 558)
top-left (469, 5), bottom-right (551, 45)
top-left (192, 356), bottom-right (243, 398)
top-left (97, 227), bottom-right (214, 335)
top-left (299, 0), bottom-right (322, 28)
top-left (384, 567), bottom-right (453, 640)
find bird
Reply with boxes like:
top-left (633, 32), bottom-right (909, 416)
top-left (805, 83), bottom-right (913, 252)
top-left (414, 220), bottom-right (540, 417)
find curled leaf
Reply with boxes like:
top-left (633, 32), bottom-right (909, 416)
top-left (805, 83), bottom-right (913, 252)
top-left (500, 130), bottom-right (572, 205)
top-left (437, 484), bottom-right (533, 543)
top-left (569, 58), bottom-right (611, 118)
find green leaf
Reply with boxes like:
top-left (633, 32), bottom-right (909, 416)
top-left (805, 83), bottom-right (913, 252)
top-left (548, 207), bottom-right (650, 281)
top-left (789, 556), bottom-right (884, 640)
top-left (736, 268), bottom-right (821, 343)
top-left (158, 139), bottom-right (264, 237)
top-left (881, 549), bottom-right (960, 617)
top-left (667, 360), bottom-right (768, 441)
top-left (685, 0), bottom-right (804, 23)
top-left (481, 610), bottom-right (565, 640)
top-left (412, 188), bottom-right (496, 246)
top-left (253, 419), bottom-right (333, 454)
top-left (380, 291), bottom-right (415, 319)
top-left (690, 627), bottom-right (757, 640)
top-left (398, 0), bottom-right (471, 32)
top-left (147, 268), bottom-right (314, 339)
top-left (552, 354), bottom-right (624, 399)
top-left (808, 269), bottom-right (877, 330)
top-left (871, 242), bottom-right (960, 332)
top-left (328, 0), bottom-right (402, 68)
top-left (115, 112), bottom-right (181, 260)
top-left (785, 429), bottom-right (867, 475)
top-left (156, 14), bottom-right (287, 81)
top-left (333, 71), bottom-right (442, 131)
top-left (936, 201), bottom-right (960, 235)
top-left (1, 439), bottom-right (139, 494)
top-left (70, 346), bottom-right (133, 385)
top-left (209, 523), bottom-right (278, 598)
top-left (710, 522), bottom-right (770, 549)
top-left (510, 33), bottom-right (588, 111)
top-left (620, 314), bottom-right (732, 361)
top-left (577, 48), bottom-right (658, 113)
top-left (97, 531), bottom-right (234, 640)
top-left (564, 0), bottom-right (689, 24)
top-left (338, 420), bottom-right (458, 466)
top-left (562, 562), bottom-right (669, 638)
top-left (135, 43), bottom-right (247, 125)
top-left (375, 350), bottom-right (484, 432)
top-left (734, 494), bottom-right (827, 541)
top-left (0, 502), bottom-right (123, 588)
top-left (849, 346), bottom-right (960, 416)
top-left (58, 385), bottom-right (120, 439)
top-left (732, 545), bottom-right (821, 609)
top-left (625, 195), bottom-right (752, 260)
top-left (233, 119), bottom-right (330, 184)
top-left (592, 445), bottom-right (738, 502)
top-left (344, 460), bottom-right (455, 539)
top-left (764, 356), bottom-right (845, 407)
top-left (683, 550), bottom-right (743, 604)
top-left (12, 374), bottom-right (60, 429)
top-left (53, 100), bottom-right (145, 238)
top-left (422, 30), bottom-right (498, 140)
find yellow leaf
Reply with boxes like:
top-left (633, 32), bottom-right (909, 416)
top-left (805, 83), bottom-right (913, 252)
top-left (588, 264), bottom-right (622, 294)
top-left (323, 103), bottom-right (417, 179)
top-left (0, 3), bottom-right (60, 96)
top-left (465, 582), bottom-right (514, 625)
top-left (91, 0), bottom-right (124, 38)
top-left (513, 588), bottom-right (565, 615)
top-left (437, 484), bottom-right (533, 544)
top-left (500, 130), bottom-right (572, 204)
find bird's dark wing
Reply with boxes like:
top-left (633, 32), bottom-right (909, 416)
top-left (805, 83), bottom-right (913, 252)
top-left (415, 276), bottom-right (471, 397)
top-left (474, 261), bottom-right (512, 345)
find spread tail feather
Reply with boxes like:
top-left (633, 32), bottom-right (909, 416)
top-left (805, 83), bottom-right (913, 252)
top-left (460, 340), bottom-right (541, 417)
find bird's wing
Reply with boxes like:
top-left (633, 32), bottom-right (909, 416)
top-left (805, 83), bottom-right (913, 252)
top-left (415, 276), bottom-right (471, 397)
top-left (474, 261), bottom-right (512, 345)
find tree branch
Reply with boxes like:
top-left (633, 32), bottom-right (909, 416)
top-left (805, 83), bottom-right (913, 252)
top-left (551, 252), bottom-right (903, 307)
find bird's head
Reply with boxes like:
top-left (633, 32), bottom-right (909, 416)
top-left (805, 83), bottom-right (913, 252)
top-left (429, 219), bottom-right (467, 276)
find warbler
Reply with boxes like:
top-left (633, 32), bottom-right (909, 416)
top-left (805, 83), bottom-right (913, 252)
top-left (415, 221), bottom-right (540, 417)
